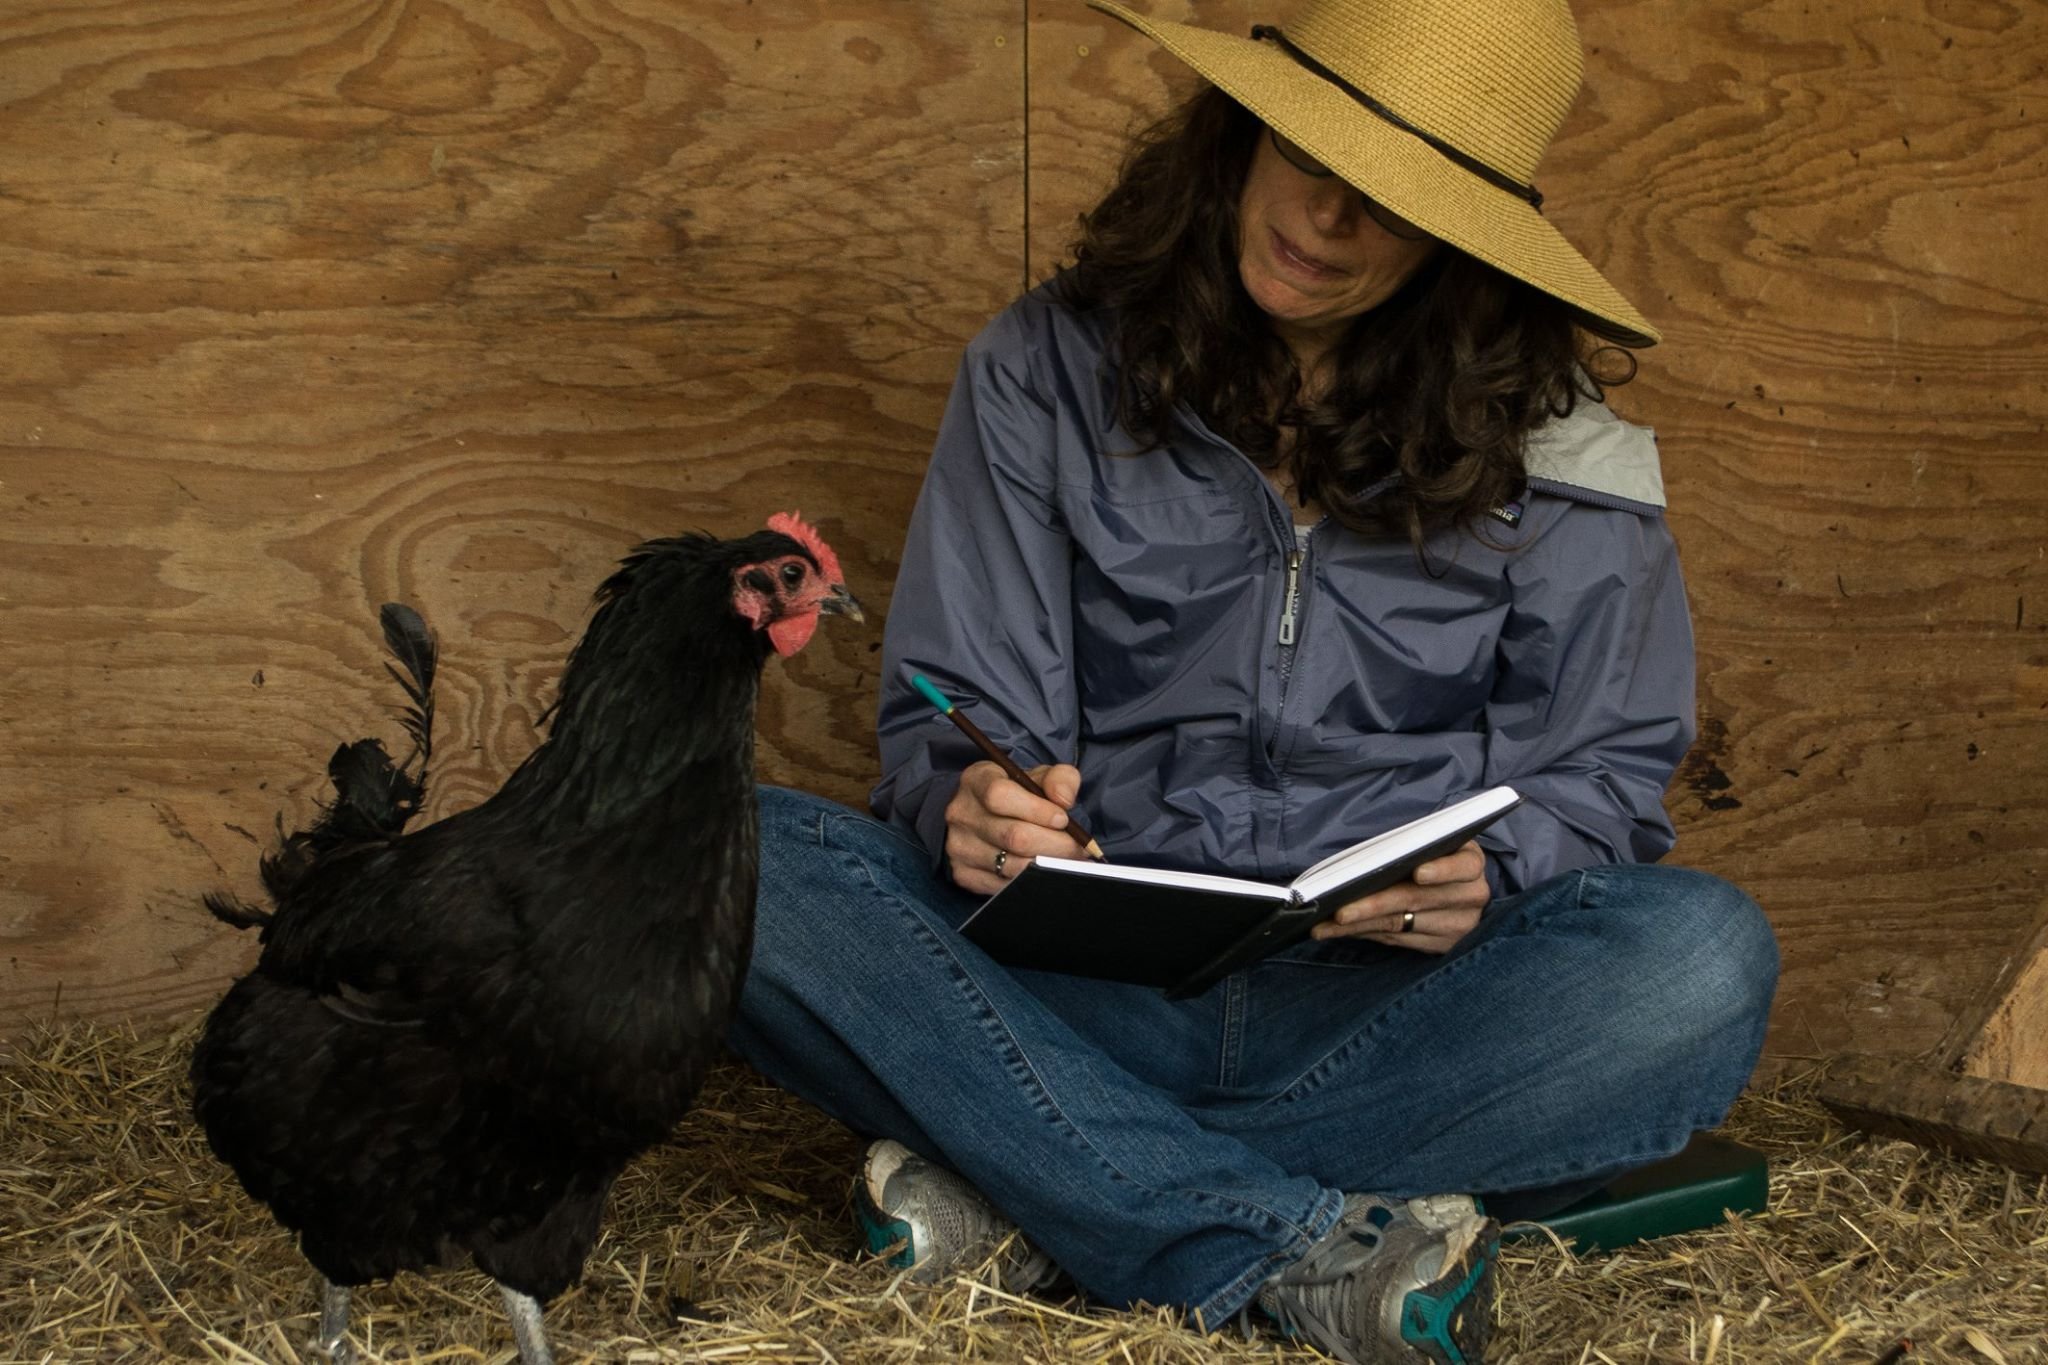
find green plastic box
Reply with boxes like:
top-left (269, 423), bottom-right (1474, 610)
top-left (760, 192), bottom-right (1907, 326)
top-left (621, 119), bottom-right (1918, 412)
top-left (1506, 1132), bottom-right (1769, 1253)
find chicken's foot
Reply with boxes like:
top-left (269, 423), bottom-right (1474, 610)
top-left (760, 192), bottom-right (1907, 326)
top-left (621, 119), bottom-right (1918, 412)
top-left (500, 1283), bottom-right (555, 1365)
top-left (319, 1279), bottom-right (356, 1365)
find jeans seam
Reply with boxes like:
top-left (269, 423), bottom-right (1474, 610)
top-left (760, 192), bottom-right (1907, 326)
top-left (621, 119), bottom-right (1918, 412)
top-left (1194, 1187), bottom-right (1345, 1323)
top-left (817, 812), bottom-right (1328, 1245)
top-left (1218, 974), bottom-right (1246, 1090)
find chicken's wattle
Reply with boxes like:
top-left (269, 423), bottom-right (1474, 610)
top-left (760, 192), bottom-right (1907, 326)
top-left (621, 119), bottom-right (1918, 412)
top-left (768, 610), bottom-right (819, 656)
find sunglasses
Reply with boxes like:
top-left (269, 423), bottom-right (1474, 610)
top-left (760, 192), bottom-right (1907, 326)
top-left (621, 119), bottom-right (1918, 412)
top-left (1267, 128), bottom-right (1432, 242)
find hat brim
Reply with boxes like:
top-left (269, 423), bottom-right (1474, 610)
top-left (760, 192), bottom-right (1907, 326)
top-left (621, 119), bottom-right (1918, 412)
top-left (1089, 1), bottom-right (1659, 346)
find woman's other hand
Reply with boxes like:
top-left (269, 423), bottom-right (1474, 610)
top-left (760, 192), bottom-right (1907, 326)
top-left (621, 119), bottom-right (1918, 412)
top-left (1310, 840), bottom-right (1491, 953)
top-left (944, 761), bottom-right (1085, 895)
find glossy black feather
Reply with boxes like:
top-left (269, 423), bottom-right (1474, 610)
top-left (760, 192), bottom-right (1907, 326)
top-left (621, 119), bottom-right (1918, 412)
top-left (243, 608), bottom-right (433, 913)
top-left (380, 602), bottom-right (436, 767)
top-left (202, 890), bottom-right (273, 931)
top-left (190, 529), bottom-right (833, 1303)
top-left (205, 612), bottom-right (436, 936)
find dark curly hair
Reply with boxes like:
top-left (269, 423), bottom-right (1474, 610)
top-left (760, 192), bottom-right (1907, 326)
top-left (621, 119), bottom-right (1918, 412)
top-left (1053, 85), bottom-right (1641, 548)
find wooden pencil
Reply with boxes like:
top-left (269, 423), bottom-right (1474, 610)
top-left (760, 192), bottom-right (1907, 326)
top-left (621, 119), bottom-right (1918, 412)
top-left (910, 674), bottom-right (1107, 861)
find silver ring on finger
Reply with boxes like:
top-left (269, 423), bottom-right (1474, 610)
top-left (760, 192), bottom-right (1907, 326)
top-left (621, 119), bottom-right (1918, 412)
top-left (1400, 910), bottom-right (1416, 933)
top-left (994, 849), bottom-right (1008, 877)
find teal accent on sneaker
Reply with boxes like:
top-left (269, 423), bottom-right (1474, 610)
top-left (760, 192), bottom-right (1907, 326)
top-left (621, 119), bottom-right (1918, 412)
top-left (855, 1187), bottom-right (916, 1269)
top-left (1399, 1241), bottom-right (1493, 1363)
top-left (1257, 1191), bottom-right (1498, 1365)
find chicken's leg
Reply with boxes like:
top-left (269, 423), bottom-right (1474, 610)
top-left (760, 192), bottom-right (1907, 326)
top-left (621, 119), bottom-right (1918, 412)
top-left (500, 1283), bottom-right (556, 1365)
top-left (318, 1279), bottom-right (356, 1365)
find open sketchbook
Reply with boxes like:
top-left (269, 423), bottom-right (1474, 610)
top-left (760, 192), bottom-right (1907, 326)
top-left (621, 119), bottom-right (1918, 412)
top-left (960, 786), bottom-right (1521, 999)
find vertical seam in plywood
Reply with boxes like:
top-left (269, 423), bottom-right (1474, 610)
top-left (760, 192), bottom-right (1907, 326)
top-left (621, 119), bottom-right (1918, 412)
top-left (1021, 0), bottom-right (1031, 294)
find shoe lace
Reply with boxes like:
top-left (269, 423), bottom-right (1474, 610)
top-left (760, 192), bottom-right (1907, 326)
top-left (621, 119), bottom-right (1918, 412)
top-left (1261, 1204), bottom-right (1398, 1365)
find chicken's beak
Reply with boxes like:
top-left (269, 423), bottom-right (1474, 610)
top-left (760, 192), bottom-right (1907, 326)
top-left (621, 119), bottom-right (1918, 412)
top-left (820, 584), bottom-right (865, 623)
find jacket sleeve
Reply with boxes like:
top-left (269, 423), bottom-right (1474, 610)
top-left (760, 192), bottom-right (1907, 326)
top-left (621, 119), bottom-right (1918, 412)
top-left (1477, 502), bottom-right (1696, 893)
top-left (869, 312), bottom-right (1080, 866)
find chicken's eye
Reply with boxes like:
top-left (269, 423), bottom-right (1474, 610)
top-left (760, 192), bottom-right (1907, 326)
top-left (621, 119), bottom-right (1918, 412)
top-left (779, 561), bottom-right (807, 590)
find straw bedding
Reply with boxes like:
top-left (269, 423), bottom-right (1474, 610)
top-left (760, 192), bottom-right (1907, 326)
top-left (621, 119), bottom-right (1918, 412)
top-left (2, 1018), bottom-right (2041, 1364)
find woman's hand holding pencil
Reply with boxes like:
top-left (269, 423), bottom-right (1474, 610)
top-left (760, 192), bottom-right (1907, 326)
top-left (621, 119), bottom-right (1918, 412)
top-left (942, 759), bottom-right (1095, 896)
top-left (910, 673), bottom-right (1107, 894)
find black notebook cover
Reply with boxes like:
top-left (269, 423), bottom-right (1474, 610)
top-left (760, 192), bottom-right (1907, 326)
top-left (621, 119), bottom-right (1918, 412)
top-left (960, 787), bottom-right (1520, 999)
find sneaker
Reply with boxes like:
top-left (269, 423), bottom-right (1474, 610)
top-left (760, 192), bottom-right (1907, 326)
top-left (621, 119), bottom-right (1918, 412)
top-left (855, 1139), bottom-right (1063, 1292)
top-left (1255, 1192), bottom-right (1497, 1365)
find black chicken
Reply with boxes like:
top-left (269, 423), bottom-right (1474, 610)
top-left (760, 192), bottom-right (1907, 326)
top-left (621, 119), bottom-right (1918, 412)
top-left (190, 513), bottom-right (861, 1365)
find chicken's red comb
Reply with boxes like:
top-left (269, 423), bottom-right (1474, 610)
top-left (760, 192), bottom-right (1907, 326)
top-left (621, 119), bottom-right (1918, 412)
top-left (766, 511), bottom-right (842, 585)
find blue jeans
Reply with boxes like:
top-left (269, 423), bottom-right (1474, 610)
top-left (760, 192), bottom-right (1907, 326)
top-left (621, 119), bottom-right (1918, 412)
top-left (730, 786), bottom-right (1778, 1323)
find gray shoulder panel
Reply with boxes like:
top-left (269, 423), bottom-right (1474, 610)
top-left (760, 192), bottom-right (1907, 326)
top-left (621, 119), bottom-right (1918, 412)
top-left (1523, 398), bottom-right (1666, 510)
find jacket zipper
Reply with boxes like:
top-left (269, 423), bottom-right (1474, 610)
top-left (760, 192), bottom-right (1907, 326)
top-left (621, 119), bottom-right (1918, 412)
top-left (1278, 547), bottom-right (1303, 647)
top-left (1275, 527), bottom-right (1313, 703)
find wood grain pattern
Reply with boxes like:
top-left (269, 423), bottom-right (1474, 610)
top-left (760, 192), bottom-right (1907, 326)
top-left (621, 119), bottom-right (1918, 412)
top-left (1580, 0), bottom-right (2048, 1066)
top-left (1034, 1), bottom-right (2048, 1063)
top-left (0, 0), bottom-right (1024, 1026)
top-left (6, 0), bottom-right (2046, 1069)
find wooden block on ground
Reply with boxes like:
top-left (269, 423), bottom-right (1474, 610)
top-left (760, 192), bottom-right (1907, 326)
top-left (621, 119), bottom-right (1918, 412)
top-left (1819, 902), bottom-right (2048, 1174)
top-left (1818, 1052), bottom-right (2048, 1175)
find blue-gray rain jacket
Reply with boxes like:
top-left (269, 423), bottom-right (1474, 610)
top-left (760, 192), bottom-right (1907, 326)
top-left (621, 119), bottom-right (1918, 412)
top-left (872, 286), bottom-right (1694, 896)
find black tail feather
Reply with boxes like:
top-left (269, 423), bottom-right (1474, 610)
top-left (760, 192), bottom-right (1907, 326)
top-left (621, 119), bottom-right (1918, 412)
top-left (204, 891), bottom-right (274, 932)
top-left (379, 602), bottom-right (437, 774)
top-left (324, 736), bottom-right (425, 842)
top-left (212, 603), bottom-right (441, 916)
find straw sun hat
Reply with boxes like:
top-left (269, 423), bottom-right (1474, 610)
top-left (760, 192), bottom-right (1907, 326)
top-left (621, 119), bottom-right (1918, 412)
top-left (1089, 0), bottom-right (1659, 345)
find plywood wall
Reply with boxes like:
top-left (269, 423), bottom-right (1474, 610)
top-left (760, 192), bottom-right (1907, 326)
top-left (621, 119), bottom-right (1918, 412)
top-left (3, 0), bottom-right (2043, 1069)
top-left (0, 0), bottom-right (1025, 1021)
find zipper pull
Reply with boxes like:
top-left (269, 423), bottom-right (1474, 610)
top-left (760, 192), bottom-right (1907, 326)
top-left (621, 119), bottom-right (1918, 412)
top-left (1278, 549), bottom-right (1302, 646)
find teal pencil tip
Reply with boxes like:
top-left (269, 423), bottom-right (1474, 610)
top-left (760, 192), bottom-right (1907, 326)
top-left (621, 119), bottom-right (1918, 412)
top-left (910, 674), bottom-right (955, 714)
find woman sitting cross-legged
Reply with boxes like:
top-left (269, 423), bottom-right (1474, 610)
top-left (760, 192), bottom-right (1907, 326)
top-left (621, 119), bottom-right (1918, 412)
top-left (728, 1), bottom-right (1778, 1360)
